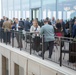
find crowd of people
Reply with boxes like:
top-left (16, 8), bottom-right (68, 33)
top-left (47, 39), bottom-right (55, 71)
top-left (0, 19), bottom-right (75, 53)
top-left (0, 16), bottom-right (76, 59)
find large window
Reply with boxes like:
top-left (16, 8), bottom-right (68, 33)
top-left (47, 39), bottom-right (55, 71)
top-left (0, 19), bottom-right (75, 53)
top-left (15, 11), bottom-right (18, 18)
top-left (23, 11), bottom-right (26, 19)
top-left (18, 11), bottom-right (21, 20)
top-left (58, 11), bottom-right (62, 19)
top-left (9, 11), bottom-right (12, 19)
top-left (53, 11), bottom-right (56, 19)
top-left (42, 0), bottom-right (56, 19)
top-left (3, 10), bottom-right (6, 16)
top-left (63, 11), bottom-right (67, 20)
top-left (48, 10), bottom-right (51, 19)
top-left (26, 11), bottom-right (29, 18)
top-left (43, 10), bottom-right (46, 19)
top-left (11, 11), bottom-right (13, 19)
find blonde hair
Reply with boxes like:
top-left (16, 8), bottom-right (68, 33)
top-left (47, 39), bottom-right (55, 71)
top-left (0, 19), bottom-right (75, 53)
top-left (33, 19), bottom-right (38, 27)
top-left (33, 19), bottom-right (38, 23)
top-left (56, 19), bottom-right (60, 23)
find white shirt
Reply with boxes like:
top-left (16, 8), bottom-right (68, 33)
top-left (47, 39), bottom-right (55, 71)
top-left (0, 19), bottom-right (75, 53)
top-left (30, 25), bottom-right (40, 38)
top-left (16, 23), bottom-right (19, 31)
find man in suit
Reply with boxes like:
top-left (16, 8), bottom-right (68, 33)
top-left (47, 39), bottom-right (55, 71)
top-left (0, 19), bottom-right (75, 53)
top-left (13, 17), bottom-right (16, 25)
top-left (19, 18), bottom-right (24, 26)
top-left (24, 18), bottom-right (31, 31)
top-left (0, 16), bottom-right (6, 40)
top-left (15, 18), bottom-right (24, 48)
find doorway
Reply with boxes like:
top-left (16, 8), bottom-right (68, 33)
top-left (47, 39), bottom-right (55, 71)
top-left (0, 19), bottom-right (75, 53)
top-left (31, 8), bottom-right (39, 20)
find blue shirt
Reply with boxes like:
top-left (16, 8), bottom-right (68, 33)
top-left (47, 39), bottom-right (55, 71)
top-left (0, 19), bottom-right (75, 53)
top-left (40, 24), bottom-right (55, 42)
top-left (16, 23), bottom-right (19, 31)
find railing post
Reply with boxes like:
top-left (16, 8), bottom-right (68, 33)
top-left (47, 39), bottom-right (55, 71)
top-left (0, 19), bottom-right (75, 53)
top-left (30, 33), bottom-right (32, 55)
top-left (19, 31), bottom-right (22, 51)
top-left (1, 28), bottom-right (2, 43)
top-left (60, 37), bottom-right (62, 66)
top-left (25, 32), bottom-right (27, 49)
top-left (12, 30), bottom-right (14, 47)
top-left (6, 30), bottom-right (7, 45)
top-left (42, 35), bottom-right (44, 60)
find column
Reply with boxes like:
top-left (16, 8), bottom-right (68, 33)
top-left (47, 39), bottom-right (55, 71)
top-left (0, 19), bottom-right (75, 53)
top-left (1, 0), bottom-right (3, 17)
top-left (7, 0), bottom-right (9, 17)
top-left (29, 0), bottom-right (31, 20)
top-left (62, 10), bottom-right (63, 20)
top-left (13, 0), bottom-right (15, 17)
top-left (20, 0), bottom-right (23, 18)
top-left (56, 0), bottom-right (58, 19)
top-left (41, 0), bottom-right (43, 20)
top-left (46, 8), bottom-right (48, 18)
top-left (51, 11), bottom-right (53, 18)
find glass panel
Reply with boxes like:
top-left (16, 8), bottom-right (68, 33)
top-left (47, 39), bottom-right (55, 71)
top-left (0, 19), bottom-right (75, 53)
top-left (67, 11), bottom-right (71, 20)
top-left (63, 11), bottom-right (67, 20)
top-left (11, 11), bottom-right (13, 19)
top-left (53, 11), bottom-right (56, 19)
top-left (70, 10), bottom-right (75, 19)
top-left (15, 11), bottom-right (18, 18)
top-left (33, 10), bottom-right (35, 19)
top-left (26, 11), bottom-right (29, 18)
top-left (43, 10), bottom-right (46, 19)
top-left (9, 11), bottom-right (12, 19)
top-left (48, 10), bottom-right (51, 19)
top-left (58, 11), bottom-right (62, 19)
top-left (18, 11), bottom-right (21, 20)
top-left (3, 10), bottom-right (6, 16)
top-left (36, 10), bottom-right (39, 19)
top-left (23, 11), bottom-right (26, 19)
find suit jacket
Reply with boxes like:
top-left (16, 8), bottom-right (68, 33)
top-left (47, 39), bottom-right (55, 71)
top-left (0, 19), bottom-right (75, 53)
top-left (24, 20), bottom-right (31, 31)
top-left (3, 21), bottom-right (11, 32)
top-left (0, 19), bottom-right (4, 27)
top-left (15, 21), bottom-right (24, 31)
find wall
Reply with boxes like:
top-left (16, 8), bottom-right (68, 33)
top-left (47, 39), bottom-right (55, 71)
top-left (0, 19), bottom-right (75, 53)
top-left (0, 43), bottom-right (76, 75)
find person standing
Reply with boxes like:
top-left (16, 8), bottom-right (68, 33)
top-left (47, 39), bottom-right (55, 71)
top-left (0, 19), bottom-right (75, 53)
top-left (15, 18), bottom-right (24, 48)
top-left (51, 17), bottom-right (56, 26)
top-left (30, 20), bottom-right (41, 53)
top-left (3, 18), bottom-right (11, 44)
top-left (72, 21), bottom-right (76, 38)
top-left (40, 19), bottom-right (55, 58)
top-left (55, 19), bottom-right (63, 37)
top-left (24, 18), bottom-right (31, 31)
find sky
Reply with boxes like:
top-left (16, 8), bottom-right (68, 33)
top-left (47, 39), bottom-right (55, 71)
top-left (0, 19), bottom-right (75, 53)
top-left (0, 0), bottom-right (1, 19)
